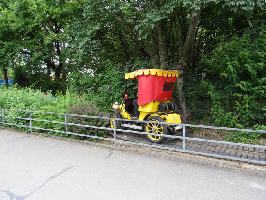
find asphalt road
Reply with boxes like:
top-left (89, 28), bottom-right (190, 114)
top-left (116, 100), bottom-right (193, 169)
top-left (0, 128), bottom-right (266, 200)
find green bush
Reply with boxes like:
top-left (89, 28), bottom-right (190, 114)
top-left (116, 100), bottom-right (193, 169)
top-left (225, 132), bottom-right (263, 145)
top-left (68, 62), bottom-right (126, 111)
top-left (183, 75), bottom-right (211, 123)
top-left (201, 26), bottom-right (266, 128)
top-left (0, 87), bottom-right (106, 138)
top-left (67, 102), bottom-right (109, 138)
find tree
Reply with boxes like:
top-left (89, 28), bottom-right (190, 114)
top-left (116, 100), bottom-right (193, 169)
top-left (0, 0), bottom-right (264, 124)
top-left (133, 0), bottom-right (265, 121)
top-left (0, 0), bottom-right (82, 92)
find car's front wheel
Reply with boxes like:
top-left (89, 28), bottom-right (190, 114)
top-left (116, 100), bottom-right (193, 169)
top-left (144, 116), bottom-right (167, 143)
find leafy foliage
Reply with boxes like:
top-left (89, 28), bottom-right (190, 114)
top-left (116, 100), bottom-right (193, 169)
top-left (201, 26), bottom-right (266, 129)
top-left (68, 62), bottom-right (125, 111)
top-left (0, 87), bottom-right (105, 138)
top-left (225, 131), bottom-right (263, 144)
top-left (0, 0), bottom-right (265, 144)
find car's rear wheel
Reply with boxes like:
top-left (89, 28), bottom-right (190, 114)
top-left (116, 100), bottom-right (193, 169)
top-left (145, 116), bottom-right (167, 143)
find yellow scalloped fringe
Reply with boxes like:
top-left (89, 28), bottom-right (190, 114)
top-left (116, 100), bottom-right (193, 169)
top-left (125, 69), bottom-right (179, 79)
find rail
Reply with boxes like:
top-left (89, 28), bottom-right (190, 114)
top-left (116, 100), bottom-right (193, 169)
top-left (0, 108), bottom-right (265, 165)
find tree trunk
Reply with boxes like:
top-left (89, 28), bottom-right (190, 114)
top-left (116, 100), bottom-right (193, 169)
top-left (176, 68), bottom-right (187, 121)
top-left (62, 68), bottom-right (67, 81)
top-left (180, 10), bottom-right (201, 65)
top-left (55, 63), bottom-right (63, 80)
top-left (2, 68), bottom-right (9, 88)
top-left (47, 64), bottom-right (51, 76)
top-left (148, 31), bottom-right (160, 67)
top-left (118, 32), bottom-right (131, 62)
top-left (54, 20), bottom-right (64, 81)
top-left (115, 12), bottom-right (132, 62)
top-left (54, 40), bottom-right (63, 81)
top-left (157, 22), bottom-right (168, 69)
top-left (45, 59), bottom-right (54, 76)
top-left (177, 10), bottom-right (201, 122)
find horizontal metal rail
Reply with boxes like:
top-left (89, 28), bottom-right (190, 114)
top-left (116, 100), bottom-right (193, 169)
top-left (0, 108), bottom-right (265, 165)
top-left (1, 108), bottom-right (265, 134)
top-left (1, 121), bottom-right (265, 165)
top-left (4, 116), bottom-right (266, 150)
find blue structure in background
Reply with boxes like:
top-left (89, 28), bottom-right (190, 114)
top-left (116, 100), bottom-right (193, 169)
top-left (0, 79), bottom-right (14, 86)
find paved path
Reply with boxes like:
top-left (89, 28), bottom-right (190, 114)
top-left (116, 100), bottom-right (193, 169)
top-left (116, 132), bottom-right (266, 163)
top-left (0, 129), bottom-right (266, 200)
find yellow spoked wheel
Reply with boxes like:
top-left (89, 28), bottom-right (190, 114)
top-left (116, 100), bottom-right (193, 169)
top-left (145, 116), bottom-right (167, 143)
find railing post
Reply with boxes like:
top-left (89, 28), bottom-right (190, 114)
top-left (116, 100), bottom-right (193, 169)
top-left (64, 114), bottom-right (68, 134)
top-left (0, 108), bottom-right (3, 122)
top-left (182, 125), bottom-right (186, 150)
top-left (2, 109), bottom-right (5, 123)
top-left (29, 112), bottom-right (32, 133)
top-left (113, 118), bottom-right (117, 147)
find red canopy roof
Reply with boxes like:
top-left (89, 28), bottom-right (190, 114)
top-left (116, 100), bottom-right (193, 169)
top-left (125, 69), bottom-right (179, 106)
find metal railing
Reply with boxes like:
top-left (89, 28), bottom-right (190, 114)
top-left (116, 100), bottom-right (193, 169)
top-left (0, 108), bottom-right (265, 165)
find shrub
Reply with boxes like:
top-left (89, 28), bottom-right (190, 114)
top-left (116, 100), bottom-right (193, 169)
top-left (225, 132), bottom-right (262, 145)
top-left (68, 62), bottom-right (125, 111)
top-left (67, 101), bottom-right (109, 138)
top-left (0, 87), bottom-right (107, 138)
top-left (200, 26), bottom-right (266, 128)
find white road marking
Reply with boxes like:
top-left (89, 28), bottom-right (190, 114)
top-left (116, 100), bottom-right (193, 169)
top-left (249, 182), bottom-right (266, 191)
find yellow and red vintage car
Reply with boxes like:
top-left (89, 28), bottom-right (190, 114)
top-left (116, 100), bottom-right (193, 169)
top-left (110, 69), bottom-right (182, 143)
